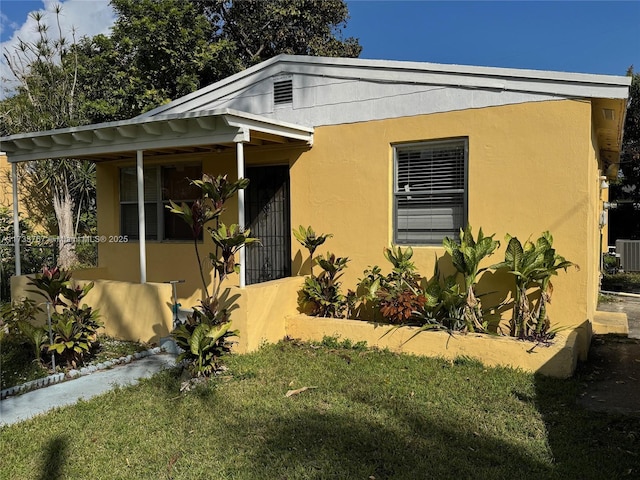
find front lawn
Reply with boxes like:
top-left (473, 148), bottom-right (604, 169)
top-left (1, 339), bottom-right (639, 479)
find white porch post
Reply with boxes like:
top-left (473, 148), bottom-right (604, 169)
top-left (236, 141), bottom-right (246, 288)
top-left (136, 150), bottom-right (147, 283)
top-left (11, 162), bottom-right (21, 276)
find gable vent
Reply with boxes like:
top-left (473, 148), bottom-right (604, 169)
top-left (274, 79), bottom-right (293, 105)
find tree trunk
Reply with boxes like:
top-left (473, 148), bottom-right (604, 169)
top-left (52, 186), bottom-right (77, 269)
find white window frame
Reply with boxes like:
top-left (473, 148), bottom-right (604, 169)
top-left (393, 138), bottom-right (468, 245)
top-left (119, 164), bottom-right (201, 241)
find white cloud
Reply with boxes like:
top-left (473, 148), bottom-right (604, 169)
top-left (0, 12), bottom-right (20, 37)
top-left (1, 0), bottom-right (115, 95)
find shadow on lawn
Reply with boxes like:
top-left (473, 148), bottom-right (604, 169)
top-left (248, 408), bottom-right (553, 479)
top-left (38, 435), bottom-right (67, 480)
top-left (533, 370), bottom-right (640, 478)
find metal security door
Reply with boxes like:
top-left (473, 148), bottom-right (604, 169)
top-left (245, 165), bottom-right (291, 285)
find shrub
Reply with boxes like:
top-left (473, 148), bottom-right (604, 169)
top-left (358, 246), bottom-right (426, 324)
top-left (298, 252), bottom-right (350, 318)
top-left (167, 174), bottom-right (258, 377)
top-left (491, 232), bottom-right (577, 341)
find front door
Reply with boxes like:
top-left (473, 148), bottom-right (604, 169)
top-left (244, 165), bottom-right (291, 285)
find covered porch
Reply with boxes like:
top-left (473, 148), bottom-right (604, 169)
top-left (1, 109), bottom-right (313, 345)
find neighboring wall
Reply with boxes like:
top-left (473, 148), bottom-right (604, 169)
top-left (11, 274), bottom-right (174, 343)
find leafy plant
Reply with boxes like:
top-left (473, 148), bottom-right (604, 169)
top-left (209, 223), bottom-right (260, 278)
top-left (16, 320), bottom-right (48, 365)
top-left (48, 311), bottom-right (91, 368)
top-left (357, 246), bottom-right (425, 324)
top-left (417, 262), bottom-right (467, 331)
top-left (167, 174), bottom-right (251, 298)
top-left (0, 298), bottom-right (42, 338)
top-left (168, 173), bottom-right (257, 377)
top-left (27, 266), bottom-right (72, 308)
top-left (172, 295), bottom-right (238, 376)
top-left (378, 287), bottom-right (427, 324)
top-left (492, 232), bottom-right (577, 340)
top-left (443, 225), bottom-right (499, 333)
top-left (18, 269), bottom-right (103, 368)
top-left (299, 253), bottom-right (350, 318)
top-left (293, 225), bottom-right (333, 276)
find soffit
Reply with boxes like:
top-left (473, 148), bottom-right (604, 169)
top-left (592, 97), bottom-right (628, 170)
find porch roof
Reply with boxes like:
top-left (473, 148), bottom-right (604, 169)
top-left (0, 108), bottom-right (314, 163)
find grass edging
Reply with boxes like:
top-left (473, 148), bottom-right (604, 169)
top-left (0, 347), bottom-right (164, 400)
top-left (285, 314), bottom-right (579, 378)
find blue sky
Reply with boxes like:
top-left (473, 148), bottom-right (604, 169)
top-left (1, 0), bottom-right (638, 76)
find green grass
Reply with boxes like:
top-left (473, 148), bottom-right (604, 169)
top-left (0, 334), bottom-right (148, 390)
top-left (1, 340), bottom-right (639, 479)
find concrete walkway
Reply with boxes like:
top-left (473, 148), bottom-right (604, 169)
top-left (0, 353), bottom-right (177, 427)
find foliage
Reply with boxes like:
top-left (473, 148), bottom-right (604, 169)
top-left (74, 0), bottom-right (360, 122)
top-left (608, 70), bottom-right (640, 241)
top-left (443, 225), bottom-right (500, 332)
top-left (417, 262), bottom-right (467, 331)
top-left (172, 299), bottom-right (237, 377)
top-left (0, 297), bottom-right (41, 337)
top-left (377, 287), bottom-right (427, 325)
top-left (6, 268), bottom-right (104, 368)
top-left (293, 225), bottom-right (333, 276)
top-left (601, 272), bottom-right (640, 293)
top-left (209, 223), bottom-right (260, 276)
top-left (27, 266), bottom-right (72, 308)
top-left (0, 335), bottom-right (49, 390)
top-left (298, 253), bottom-right (350, 318)
top-left (1, 7), bottom-right (97, 267)
top-left (167, 174), bottom-right (251, 298)
top-left (168, 173), bottom-right (256, 376)
top-left (205, 0), bottom-right (362, 67)
top-left (492, 232), bottom-right (576, 340)
top-left (47, 311), bottom-right (91, 368)
top-left (0, 334), bottom-right (146, 390)
top-left (0, 297), bottom-right (46, 364)
top-left (0, 207), bottom-right (56, 302)
top-left (357, 246), bottom-right (426, 324)
top-left (75, 0), bottom-right (237, 121)
top-left (294, 225), bottom-right (576, 341)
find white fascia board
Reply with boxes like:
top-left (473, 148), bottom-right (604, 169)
top-left (4, 130), bottom-right (245, 163)
top-left (139, 56), bottom-right (286, 118)
top-left (221, 109), bottom-right (313, 138)
top-left (0, 109), bottom-right (313, 162)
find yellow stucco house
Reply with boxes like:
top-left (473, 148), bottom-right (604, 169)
top-left (1, 55), bottom-right (630, 371)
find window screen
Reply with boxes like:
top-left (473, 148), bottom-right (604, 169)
top-left (394, 139), bottom-right (467, 244)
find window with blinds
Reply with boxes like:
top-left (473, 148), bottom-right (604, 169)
top-left (393, 138), bottom-right (467, 244)
top-left (119, 164), bottom-right (201, 241)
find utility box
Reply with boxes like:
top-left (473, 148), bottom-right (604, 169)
top-left (615, 239), bottom-right (640, 272)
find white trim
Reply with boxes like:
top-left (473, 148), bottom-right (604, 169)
top-left (136, 150), bottom-right (147, 284)
top-left (11, 162), bottom-right (20, 276)
top-left (1, 109), bottom-right (313, 163)
top-left (237, 142), bottom-right (246, 289)
top-left (140, 54), bottom-right (631, 118)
